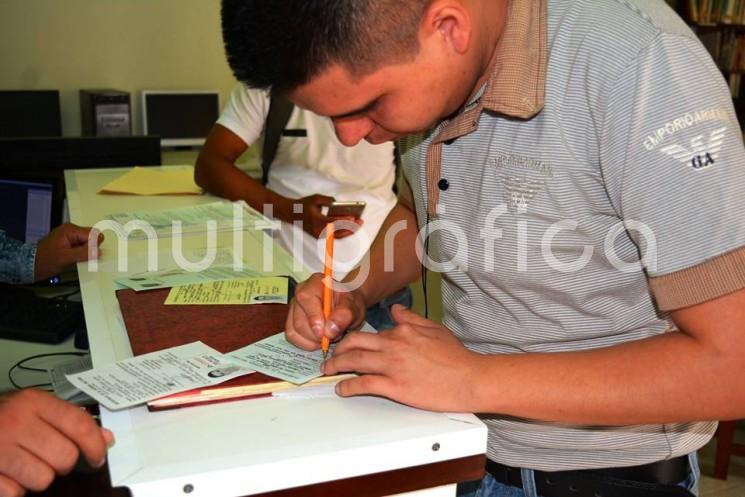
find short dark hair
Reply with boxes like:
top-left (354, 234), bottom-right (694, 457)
top-left (221, 0), bottom-right (428, 94)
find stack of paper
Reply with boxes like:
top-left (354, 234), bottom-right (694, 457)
top-left (106, 200), bottom-right (275, 239)
top-left (99, 166), bottom-right (202, 196)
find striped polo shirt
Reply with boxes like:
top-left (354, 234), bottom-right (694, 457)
top-left (399, 0), bottom-right (745, 471)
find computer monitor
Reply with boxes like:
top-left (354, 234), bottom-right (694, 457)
top-left (141, 91), bottom-right (219, 147)
top-left (0, 173), bottom-right (64, 243)
top-left (0, 90), bottom-right (63, 138)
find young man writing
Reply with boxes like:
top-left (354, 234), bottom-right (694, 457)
top-left (221, 1), bottom-right (745, 495)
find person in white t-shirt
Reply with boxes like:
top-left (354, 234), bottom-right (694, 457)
top-left (195, 83), bottom-right (411, 330)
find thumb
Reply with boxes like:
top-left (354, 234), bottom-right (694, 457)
top-left (391, 304), bottom-right (433, 327)
top-left (311, 194), bottom-right (335, 206)
top-left (101, 427), bottom-right (115, 447)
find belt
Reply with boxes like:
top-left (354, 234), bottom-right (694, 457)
top-left (485, 456), bottom-right (693, 497)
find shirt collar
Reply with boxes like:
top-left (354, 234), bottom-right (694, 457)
top-left (481, 0), bottom-right (547, 119)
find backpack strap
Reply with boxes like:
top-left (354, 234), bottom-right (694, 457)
top-left (261, 95), bottom-right (294, 185)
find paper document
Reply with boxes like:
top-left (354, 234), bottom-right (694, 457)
top-left (99, 166), bottom-right (202, 196)
top-left (165, 277), bottom-right (289, 305)
top-left (117, 265), bottom-right (260, 292)
top-left (106, 201), bottom-right (273, 239)
top-left (229, 333), bottom-right (329, 384)
top-left (66, 342), bottom-right (253, 410)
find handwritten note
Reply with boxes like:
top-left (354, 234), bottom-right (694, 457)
top-left (164, 277), bottom-right (289, 305)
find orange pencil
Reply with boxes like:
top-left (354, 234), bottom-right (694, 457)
top-left (321, 221), bottom-right (335, 360)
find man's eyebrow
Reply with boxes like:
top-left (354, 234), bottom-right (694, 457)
top-left (329, 98), bottom-right (379, 120)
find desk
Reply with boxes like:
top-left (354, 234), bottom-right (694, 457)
top-left (65, 167), bottom-right (487, 497)
top-left (0, 335), bottom-right (79, 393)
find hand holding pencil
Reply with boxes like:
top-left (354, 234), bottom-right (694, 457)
top-left (284, 222), bottom-right (368, 354)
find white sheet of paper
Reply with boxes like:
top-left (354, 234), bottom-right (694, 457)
top-left (229, 333), bottom-right (328, 385)
top-left (66, 342), bottom-right (254, 410)
top-left (116, 265), bottom-right (261, 292)
top-left (106, 201), bottom-right (275, 239)
top-left (272, 383), bottom-right (340, 399)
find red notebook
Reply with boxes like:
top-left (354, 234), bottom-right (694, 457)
top-left (115, 287), bottom-right (344, 410)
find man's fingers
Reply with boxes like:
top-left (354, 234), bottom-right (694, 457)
top-left (69, 245), bottom-right (94, 264)
top-left (0, 473), bottom-right (24, 497)
top-left (390, 304), bottom-right (437, 328)
top-left (101, 428), bottom-right (114, 448)
top-left (0, 446), bottom-right (55, 493)
top-left (61, 224), bottom-right (93, 246)
top-left (324, 343), bottom-right (387, 375)
top-left (335, 374), bottom-right (391, 399)
top-left (35, 397), bottom-right (108, 469)
top-left (286, 304), bottom-right (322, 351)
top-left (16, 420), bottom-right (80, 476)
top-left (293, 283), bottom-right (327, 340)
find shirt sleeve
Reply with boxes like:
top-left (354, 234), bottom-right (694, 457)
top-left (600, 32), bottom-right (745, 311)
top-left (216, 83), bottom-right (271, 147)
top-left (0, 231), bottom-right (37, 284)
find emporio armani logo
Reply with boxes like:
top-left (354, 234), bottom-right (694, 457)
top-left (659, 126), bottom-right (727, 170)
top-left (500, 175), bottom-right (545, 213)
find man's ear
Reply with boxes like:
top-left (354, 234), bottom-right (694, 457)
top-left (420, 0), bottom-right (472, 55)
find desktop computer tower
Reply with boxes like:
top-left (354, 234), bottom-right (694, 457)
top-left (80, 89), bottom-right (131, 137)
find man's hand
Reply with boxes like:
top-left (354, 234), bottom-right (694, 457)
top-left (285, 273), bottom-right (368, 350)
top-left (277, 195), bottom-right (362, 239)
top-left (323, 305), bottom-right (481, 412)
top-left (0, 390), bottom-right (114, 496)
top-left (34, 224), bottom-right (103, 282)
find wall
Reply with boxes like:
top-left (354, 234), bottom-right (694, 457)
top-left (0, 0), bottom-right (236, 138)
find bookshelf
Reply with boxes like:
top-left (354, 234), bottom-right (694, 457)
top-left (667, 0), bottom-right (745, 126)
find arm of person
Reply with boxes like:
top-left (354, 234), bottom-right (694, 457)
top-left (286, 200), bottom-right (421, 350)
top-left (323, 288), bottom-right (745, 424)
top-left (194, 124), bottom-right (288, 212)
top-left (0, 389), bottom-right (114, 495)
top-left (194, 123), bottom-right (346, 238)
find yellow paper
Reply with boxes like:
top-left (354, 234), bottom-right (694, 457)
top-left (165, 277), bottom-right (289, 305)
top-left (98, 166), bottom-right (202, 195)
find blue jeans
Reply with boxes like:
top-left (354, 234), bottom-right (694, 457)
top-left (457, 452), bottom-right (701, 497)
top-left (364, 286), bottom-right (413, 331)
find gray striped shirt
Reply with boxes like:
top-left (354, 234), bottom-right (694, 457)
top-left (401, 0), bottom-right (744, 471)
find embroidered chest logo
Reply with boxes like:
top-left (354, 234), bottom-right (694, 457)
top-left (659, 126), bottom-right (727, 171)
top-left (492, 154), bottom-right (553, 213)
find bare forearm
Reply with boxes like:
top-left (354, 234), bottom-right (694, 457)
top-left (471, 329), bottom-right (745, 425)
top-left (195, 155), bottom-right (285, 212)
top-left (344, 203), bottom-right (421, 307)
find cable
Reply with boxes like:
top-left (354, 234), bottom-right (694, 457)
top-left (8, 352), bottom-right (87, 391)
top-left (421, 211), bottom-right (431, 320)
top-left (53, 288), bottom-right (81, 300)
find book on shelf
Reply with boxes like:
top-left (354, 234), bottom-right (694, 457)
top-left (684, 0), bottom-right (745, 25)
top-left (115, 284), bottom-right (348, 411)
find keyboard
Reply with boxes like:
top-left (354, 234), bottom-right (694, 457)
top-left (0, 284), bottom-right (84, 344)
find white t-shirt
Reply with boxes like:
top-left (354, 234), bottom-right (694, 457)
top-left (217, 84), bottom-right (397, 278)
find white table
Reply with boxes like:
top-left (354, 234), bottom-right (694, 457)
top-left (65, 167), bottom-right (486, 497)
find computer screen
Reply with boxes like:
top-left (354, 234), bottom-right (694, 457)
top-left (0, 178), bottom-right (54, 243)
top-left (0, 90), bottom-right (62, 138)
top-left (142, 91), bottom-right (219, 147)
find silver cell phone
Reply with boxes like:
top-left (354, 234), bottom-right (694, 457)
top-left (327, 200), bottom-right (366, 218)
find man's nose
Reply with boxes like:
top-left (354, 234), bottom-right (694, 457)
top-left (332, 117), bottom-right (376, 147)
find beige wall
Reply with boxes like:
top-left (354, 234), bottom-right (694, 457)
top-left (0, 0), bottom-right (236, 137)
